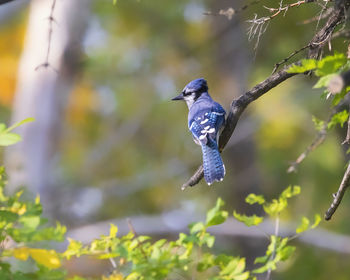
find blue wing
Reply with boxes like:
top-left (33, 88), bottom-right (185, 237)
top-left (187, 100), bottom-right (226, 185)
top-left (188, 103), bottom-right (225, 145)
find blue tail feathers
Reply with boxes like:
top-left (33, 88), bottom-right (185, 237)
top-left (201, 139), bottom-right (225, 185)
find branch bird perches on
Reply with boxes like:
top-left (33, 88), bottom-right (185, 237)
top-left (183, 0), bottom-right (350, 222)
top-left (182, 66), bottom-right (298, 190)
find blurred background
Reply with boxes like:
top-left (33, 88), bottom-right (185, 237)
top-left (1, 0), bottom-right (350, 278)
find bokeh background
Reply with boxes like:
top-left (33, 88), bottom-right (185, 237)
top-left (1, 0), bottom-right (350, 278)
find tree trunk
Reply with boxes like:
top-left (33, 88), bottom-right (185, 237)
top-left (5, 0), bottom-right (91, 210)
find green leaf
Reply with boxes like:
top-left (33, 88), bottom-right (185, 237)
top-left (0, 132), bottom-right (21, 146)
top-left (63, 239), bottom-right (83, 260)
top-left (189, 222), bottom-right (205, 234)
top-left (197, 253), bottom-right (215, 272)
top-left (312, 115), bottom-right (325, 132)
top-left (19, 216), bottom-right (41, 230)
top-left (206, 198), bottom-right (228, 227)
top-left (315, 53), bottom-right (347, 76)
top-left (202, 232), bottom-right (215, 248)
top-left (254, 255), bottom-right (269, 264)
top-left (277, 245), bottom-right (295, 261)
top-left (263, 199), bottom-right (287, 217)
top-left (287, 59), bottom-right (317, 73)
top-left (280, 185), bottom-right (301, 199)
top-left (332, 88), bottom-right (348, 106)
top-left (0, 210), bottom-right (18, 223)
top-left (232, 258), bottom-right (246, 275)
top-left (264, 186), bottom-right (300, 216)
top-left (220, 258), bottom-right (240, 276)
top-left (5, 117), bottom-right (35, 133)
top-left (296, 217), bottom-right (310, 234)
top-left (252, 260), bottom-right (276, 274)
top-left (311, 214), bottom-right (321, 229)
top-left (313, 74), bottom-right (337, 89)
top-left (233, 211), bottom-right (264, 227)
top-left (245, 194), bottom-right (265, 205)
top-left (215, 254), bottom-right (234, 267)
top-left (328, 110), bottom-right (349, 129)
top-left (233, 272), bottom-right (250, 280)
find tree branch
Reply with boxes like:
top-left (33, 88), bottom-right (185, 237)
top-left (325, 161), bottom-right (350, 220)
top-left (182, 65), bottom-right (298, 189)
top-left (183, 0), bottom-right (350, 189)
top-left (0, 0), bottom-right (17, 5)
top-left (308, 0), bottom-right (349, 59)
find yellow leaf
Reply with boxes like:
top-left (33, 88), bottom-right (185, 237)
top-left (13, 247), bottom-right (30, 261)
top-left (102, 273), bottom-right (124, 280)
top-left (17, 204), bottom-right (27, 215)
top-left (29, 248), bottom-right (61, 269)
top-left (10, 204), bottom-right (27, 215)
top-left (109, 224), bottom-right (118, 237)
top-left (35, 195), bottom-right (40, 204)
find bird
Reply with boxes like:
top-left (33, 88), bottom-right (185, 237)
top-left (172, 78), bottom-right (226, 185)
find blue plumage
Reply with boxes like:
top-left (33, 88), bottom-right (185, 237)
top-left (172, 78), bottom-right (226, 185)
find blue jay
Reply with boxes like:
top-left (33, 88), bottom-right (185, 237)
top-left (172, 78), bottom-right (226, 185)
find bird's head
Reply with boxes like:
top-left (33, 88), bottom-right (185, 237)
top-left (172, 78), bottom-right (208, 107)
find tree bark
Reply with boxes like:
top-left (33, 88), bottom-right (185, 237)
top-left (5, 0), bottom-right (91, 210)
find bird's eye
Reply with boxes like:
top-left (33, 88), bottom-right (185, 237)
top-left (183, 90), bottom-right (192, 96)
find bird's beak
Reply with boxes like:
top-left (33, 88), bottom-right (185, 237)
top-left (171, 93), bottom-right (184, 101)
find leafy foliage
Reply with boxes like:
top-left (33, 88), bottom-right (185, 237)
top-left (0, 165), bottom-right (320, 279)
top-left (0, 123), bottom-right (65, 280)
top-left (0, 120), bottom-right (321, 279)
top-left (328, 110), bottom-right (349, 129)
top-left (288, 53), bottom-right (350, 134)
top-left (0, 117), bottom-right (34, 146)
top-left (288, 53), bottom-right (350, 106)
top-left (233, 186), bottom-right (320, 276)
top-left (287, 53), bottom-right (347, 75)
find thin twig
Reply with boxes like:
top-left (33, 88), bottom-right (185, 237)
top-left (108, 256), bottom-right (117, 269)
top-left (325, 161), bottom-right (350, 220)
top-left (127, 218), bottom-right (148, 259)
top-left (287, 104), bottom-right (344, 173)
top-left (203, 0), bottom-right (262, 20)
top-left (299, 7), bottom-right (333, 25)
top-left (265, 215), bottom-right (280, 280)
top-left (127, 218), bottom-right (137, 235)
top-left (35, 0), bottom-right (58, 72)
top-left (247, 0), bottom-right (315, 49)
top-left (272, 44), bottom-right (310, 73)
